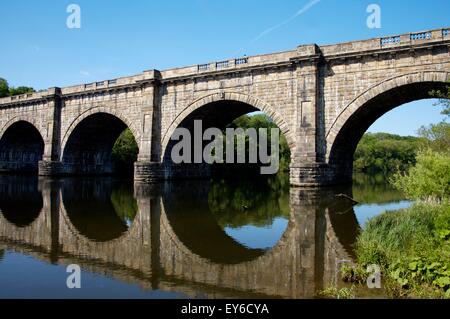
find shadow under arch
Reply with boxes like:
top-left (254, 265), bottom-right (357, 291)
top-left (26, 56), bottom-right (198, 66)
top-left (161, 92), bottom-right (295, 164)
top-left (0, 176), bottom-right (43, 227)
top-left (61, 178), bottom-right (138, 242)
top-left (0, 120), bottom-right (45, 173)
top-left (326, 71), bottom-right (449, 182)
top-left (61, 112), bottom-right (139, 175)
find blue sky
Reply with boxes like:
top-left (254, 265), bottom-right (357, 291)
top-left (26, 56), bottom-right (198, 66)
top-left (0, 0), bottom-right (449, 135)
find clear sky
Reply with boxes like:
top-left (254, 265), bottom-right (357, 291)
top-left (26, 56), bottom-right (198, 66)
top-left (0, 0), bottom-right (449, 135)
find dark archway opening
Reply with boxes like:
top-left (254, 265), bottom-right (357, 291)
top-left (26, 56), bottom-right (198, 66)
top-left (161, 100), bottom-right (292, 263)
top-left (163, 100), bottom-right (291, 180)
top-left (328, 81), bottom-right (448, 184)
top-left (62, 113), bottom-right (138, 176)
top-left (0, 121), bottom-right (44, 174)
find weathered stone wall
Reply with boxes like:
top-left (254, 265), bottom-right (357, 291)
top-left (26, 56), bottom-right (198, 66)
top-left (0, 28), bottom-right (448, 185)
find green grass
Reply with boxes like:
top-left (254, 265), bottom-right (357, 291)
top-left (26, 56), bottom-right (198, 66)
top-left (354, 201), bottom-right (450, 298)
top-left (318, 286), bottom-right (356, 299)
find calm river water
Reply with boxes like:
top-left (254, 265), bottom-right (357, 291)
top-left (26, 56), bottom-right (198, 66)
top-left (0, 173), bottom-right (411, 298)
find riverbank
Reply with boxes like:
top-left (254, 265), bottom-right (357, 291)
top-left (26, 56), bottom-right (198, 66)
top-left (337, 200), bottom-right (450, 299)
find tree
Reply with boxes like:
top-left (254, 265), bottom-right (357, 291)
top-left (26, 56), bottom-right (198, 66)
top-left (0, 78), bottom-right (35, 97)
top-left (224, 114), bottom-right (291, 172)
top-left (0, 78), bottom-right (9, 98)
top-left (430, 80), bottom-right (450, 117)
top-left (9, 86), bottom-right (35, 96)
top-left (390, 149), bottom-right (450, 201)
top-left (353, 133), bottom-right (420, 174)
top-left (417, 122), bottom-right (450, 152)
top-left (111, 129), bottom-right (139, 174)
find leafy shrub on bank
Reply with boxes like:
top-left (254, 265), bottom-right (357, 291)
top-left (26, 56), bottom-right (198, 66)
top-left (390, 149), bottom-right (450, 201)
top-left (355, 202), bottom-right (450, 297)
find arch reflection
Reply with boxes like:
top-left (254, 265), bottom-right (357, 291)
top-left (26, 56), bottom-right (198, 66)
top-left (208, 174), bottom-right (290, 250)
top-left (162, 180), bottom-right (274, 264)
top-left (61, 178), bottom-right (137, 242)
top-left (0, 176), bottom-right (361, 298)
top-left (0, 176), bottom-right (42, 227)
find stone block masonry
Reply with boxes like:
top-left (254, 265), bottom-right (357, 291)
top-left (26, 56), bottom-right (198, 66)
top-left (0, 27), bottom-right (449, 186)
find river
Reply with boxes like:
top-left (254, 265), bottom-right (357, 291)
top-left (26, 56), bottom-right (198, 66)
top-left (0, 173), bottom-right (412, 298)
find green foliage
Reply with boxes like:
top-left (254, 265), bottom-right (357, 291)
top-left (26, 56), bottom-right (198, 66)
top-left (388, 258), bottom-right (450, 297)
top-left (224, 114), bottom-right (291, 172)
top-left (354, 133), bottom-right (420, 174)
top-left (430, 80), bottom-right (450, 117)
top-left (417, 122), bottom-right (450, 152)
top-left (111, 129), bottom-right (139, 174)
top-left (434, 208), bottom-right (450, 241)
top-left (356, 203), bottom-right (445, 266)
top-left (355, 202), bottom-right (450, 297)
top-left (390, 149), bottom-right (450, 201)
top-left (0, 78), bottom-right (35, 97)
top-left (340, 264), bottom-right (368, 284)
top-left (0, 78), bottom-right (9, 98)
top-left (8, 86), bottom-right (35, 96)
top-left (356, 111), bottom-right (450, 297)
top-left (319, 286), bottom-right (356, 299)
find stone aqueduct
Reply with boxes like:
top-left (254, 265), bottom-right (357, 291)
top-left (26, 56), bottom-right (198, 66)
top-left (0, 28), bottom-right (449, 186)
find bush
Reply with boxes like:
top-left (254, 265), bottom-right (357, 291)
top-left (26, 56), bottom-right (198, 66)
top-left (417, 122), bottom-right (450, 151)
top-left (390, 149), bottom-right (450, 201)
top-left (355, 202), bottom-right (450, 297)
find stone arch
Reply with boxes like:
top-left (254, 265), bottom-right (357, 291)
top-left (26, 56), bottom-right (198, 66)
top-left (60, 107), bottom-right (141, 175)
top-left (0, 116), bottom-right (45, 141)
top-left (325, 71), bottom-right (449, 181)
top-left (0, 118), bottom-right (46, 173)
top-left (61, 106), bottom-right (141, 155)
top-left (160, 92), bottom-right (295, 162)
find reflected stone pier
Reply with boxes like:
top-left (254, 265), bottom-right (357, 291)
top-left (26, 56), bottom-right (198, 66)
top-left (0, 177), bottom-right (359, 298)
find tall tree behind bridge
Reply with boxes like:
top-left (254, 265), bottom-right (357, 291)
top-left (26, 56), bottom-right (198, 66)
top-left (0, 78), bottom-right (9, 97)
top-left (0, 77), bottom-right (35, 97)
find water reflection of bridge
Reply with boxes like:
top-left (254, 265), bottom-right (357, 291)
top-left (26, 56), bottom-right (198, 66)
top-left (0, 177), bottom-right (359, 298)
